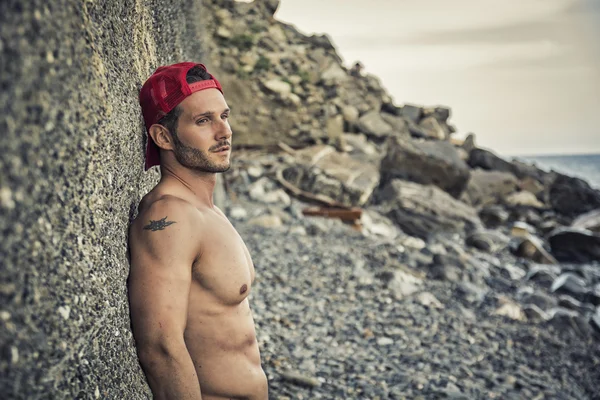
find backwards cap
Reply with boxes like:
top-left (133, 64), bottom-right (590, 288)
top-left (139, 62), bottom-right (223, 170)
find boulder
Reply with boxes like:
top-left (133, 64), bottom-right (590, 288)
top-left (462, 169), bottom-right (518, 207)
top-left (361, 210), bottom-right (402, 240)
top-left (468, 148), bottom-right (515, 174)
top-left (381, 102), bottom-right (402, 116)
top-left (341, 105), bottom-right (360, 125)
top-left (511, 159), bottom-right (547, 182)
top-left (401, 103), bottom-right (422, 123)
top-left (342, 133), bottom-right (378, 159)
top-left (468, 148), bottom-right (546, 181)
top-left (513, 235), bottom-right (558, 265)
top-left (423, 106), bottom-right (451, 122)
top-left (462, 133), bottom-right (476, 153)
top-left (263, 79), bottom-right (292, 96)
top-left (380, 113), bottom-right (410, 136)
top-left (524, 264), bottom-right (561, 288)
top-left (281, 145), bottom-right (380, 207)
top-left (519, 177), bottom-right (545, 196)
top-left (417, 116), bottom-right (446, 140)
top-left (406, 120), bottom-right (432, 139)
top-left (380, 136), bottom-right (471, 198)
top-left (549, 173), bottom-right (600, 217)
top-left (377, 179), bottom-right (482, 239)
top-left (551, 273), bottom-right (589, 300)
top-left (548, 228), bottom-right (600, 263)
top-left (356, 111), bottom-right (394, 140)
top-left (504, 191), bottom-right (545, 208)
top-left (478, 205), bottom-right (510, 229)
top-left (510, 221), bottom-right (537, 237)
top-left (571, 209), bottom-right (600, 232)
top-left (465, 230), bottom-right (510, 253)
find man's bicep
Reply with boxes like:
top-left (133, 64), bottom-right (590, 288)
top-left (128, 226), bottom-right (194, 349)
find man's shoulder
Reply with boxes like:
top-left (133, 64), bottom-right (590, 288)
top-left (129, 194), bottom-right (206, 264)
top-left (131, 194), bottom-right (201, 237)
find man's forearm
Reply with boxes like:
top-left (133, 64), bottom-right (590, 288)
top-left (138, 346), bottom-right (202, 399)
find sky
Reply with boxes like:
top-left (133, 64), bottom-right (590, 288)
top-left (274, 0), bottom-right (600, 156)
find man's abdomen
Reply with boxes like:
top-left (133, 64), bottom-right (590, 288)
top-left (184, 300), bottom-right (267, 399)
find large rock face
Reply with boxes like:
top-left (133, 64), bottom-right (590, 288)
top-left (380, 136), bottom-right (471, 198)
top-left (0, 0), bottom-right (210, 397)
top-left (201, 1), bottom-right (396, 149)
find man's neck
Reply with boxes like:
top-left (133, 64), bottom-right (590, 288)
top-left (159, 164), bottom-right (217, 208)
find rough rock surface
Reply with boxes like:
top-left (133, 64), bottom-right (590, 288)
top-left (548, 228), bottom-right (600, 264)
top-left (0, 0), bottom-right (210, 397)
top-left (549, 173), bottom-right (600, 217)
top-left (237, 221), bottom-right (600, 400)
top-left (280, 145), bottom-right (380, 206)
top-left (377, 179), bottom-right (482, 239)
top-left (462, 169), bottom-right (519, 207)
top-left (572, 209), bottom-right (600, 232)
top-left (357, 110), bottom-right (394, 140)
top-left (380, 136), bottom-right (471, 198)
top-left (4, 0), bottom-right (600, 398)
top-left (469, 148), bottom-right (547, 181)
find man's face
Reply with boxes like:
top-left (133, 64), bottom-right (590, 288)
top-left (170, 89), bottom-right (232, 173)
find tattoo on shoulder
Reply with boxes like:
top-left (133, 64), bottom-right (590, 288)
top-left (143, 216), bottom-right (176, 231)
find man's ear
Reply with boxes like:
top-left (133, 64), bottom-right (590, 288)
top-left (148, 124), bottom-right (174, 151)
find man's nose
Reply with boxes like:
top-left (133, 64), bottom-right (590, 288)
top-left (215, 119), bottom-right (232, 140)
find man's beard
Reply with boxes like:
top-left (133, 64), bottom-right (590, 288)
top-left (171, 132), bottom-right (231, 173)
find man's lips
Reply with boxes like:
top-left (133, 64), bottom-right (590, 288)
top-left (212, 145), bottom-right (230, 153)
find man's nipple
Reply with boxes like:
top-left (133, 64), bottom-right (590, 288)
top-left (239, 284), bottom-right (248, 295)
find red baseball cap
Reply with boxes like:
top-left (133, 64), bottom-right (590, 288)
top-left (139, 62), bottom-right (223, 170)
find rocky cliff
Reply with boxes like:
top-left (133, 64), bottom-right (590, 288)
top-left (2, 0), bottom-right (600, 399)
top-left (205, 2), bottom-right (600, 397)
top-left (0, 0), bottom-right (210, 398)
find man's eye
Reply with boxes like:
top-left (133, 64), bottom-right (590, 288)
top-left (197, 118), bottom-right (209, 124)
top-left (221, 114), bottom-right (229, 119)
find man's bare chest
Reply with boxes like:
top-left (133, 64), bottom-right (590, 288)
top-left (191, 219), bottom-right (255, 304)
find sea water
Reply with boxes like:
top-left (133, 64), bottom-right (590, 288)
top-left (515, 154), bottom-right (600, 190)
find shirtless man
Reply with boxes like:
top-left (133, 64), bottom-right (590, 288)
top-left (128, 62), bottom-right (268, 400)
